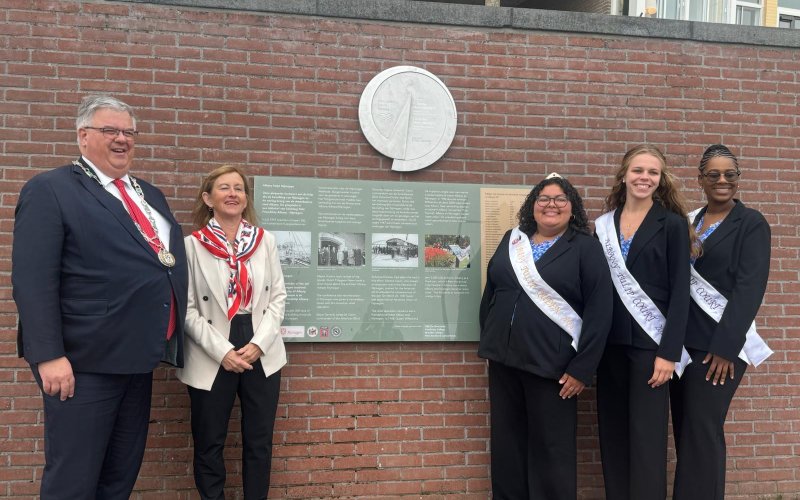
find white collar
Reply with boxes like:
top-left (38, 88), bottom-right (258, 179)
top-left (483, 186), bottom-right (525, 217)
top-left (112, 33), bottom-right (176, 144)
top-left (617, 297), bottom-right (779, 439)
top-left (81, 156), bottom-right (131, 188)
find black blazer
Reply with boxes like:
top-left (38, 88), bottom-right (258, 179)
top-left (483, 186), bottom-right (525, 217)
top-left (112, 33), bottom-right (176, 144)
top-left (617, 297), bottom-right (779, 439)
top-left (604, 202), bottom-right (690, 362)
top-left (12, 161), bottom-right (188, 373)
top-left (478, 227), bottom-right (613, 386)
top-left (688, 200), bottom-right (770, 360)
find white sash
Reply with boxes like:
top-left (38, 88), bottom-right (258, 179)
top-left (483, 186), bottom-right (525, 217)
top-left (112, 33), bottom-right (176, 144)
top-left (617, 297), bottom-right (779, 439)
top-left (595, 211), bottom-right (691, 377)
top-left (508, 227), bottom-right (582, 350)
top-left (688, 208), bottom-right (773, 366)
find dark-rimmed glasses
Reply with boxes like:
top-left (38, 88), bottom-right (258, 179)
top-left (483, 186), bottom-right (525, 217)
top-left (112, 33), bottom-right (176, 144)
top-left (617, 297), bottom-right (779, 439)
top-left (535, 195), bottom-right (569, 208)
top-left (82, 126), bottom-right (138, 139)
top-left (701, 170), bottom-right (739, 182)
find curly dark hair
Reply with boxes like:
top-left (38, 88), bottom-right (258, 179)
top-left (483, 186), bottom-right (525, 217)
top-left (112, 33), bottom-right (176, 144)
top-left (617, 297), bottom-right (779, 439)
top-left (517, 176), bottom-right (589, 236)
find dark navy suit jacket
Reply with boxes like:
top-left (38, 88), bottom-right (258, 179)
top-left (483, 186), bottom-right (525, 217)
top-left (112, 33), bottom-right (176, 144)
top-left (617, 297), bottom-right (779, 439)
top-left (12, 160), bottom-right (187, 373)
top-left (604, 202), bottom-right (690, 362)
top-left (688, 200), bottom-right (770, 360)
top-left (479, 227), bottom-right (613, 386)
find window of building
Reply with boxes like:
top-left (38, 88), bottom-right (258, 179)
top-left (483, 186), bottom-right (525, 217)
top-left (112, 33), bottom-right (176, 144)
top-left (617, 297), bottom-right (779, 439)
top-left (651, 0), bottom-right (726, 22)
top-left (779, 13), bottom-right (800, 26)
top-left (734, 0), bottom-right (762, 25)
top-left (690, 0), bottom-right (726, 22)
top-left (657, 0), bottom-right (680, 19)
top-left (778, 5), bottom-right (800, 27)
top-left (650, 0), bottom-right (762, 24)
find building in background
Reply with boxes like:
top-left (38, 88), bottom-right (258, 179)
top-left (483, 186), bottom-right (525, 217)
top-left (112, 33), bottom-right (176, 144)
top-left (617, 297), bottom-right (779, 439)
top-left (419, 0), bottom-right (800, 26)
top-left (778, 0), bottom-right (800, 27)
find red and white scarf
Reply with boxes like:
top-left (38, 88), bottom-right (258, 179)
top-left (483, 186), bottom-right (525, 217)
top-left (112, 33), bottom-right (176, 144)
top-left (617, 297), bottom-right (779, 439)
top-left (193, 218), bottom-right (264, 320)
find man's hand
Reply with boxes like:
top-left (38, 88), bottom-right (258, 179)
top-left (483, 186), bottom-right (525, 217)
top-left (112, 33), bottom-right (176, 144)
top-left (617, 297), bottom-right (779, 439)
top-left (37, 357), bottom-right (75, 401)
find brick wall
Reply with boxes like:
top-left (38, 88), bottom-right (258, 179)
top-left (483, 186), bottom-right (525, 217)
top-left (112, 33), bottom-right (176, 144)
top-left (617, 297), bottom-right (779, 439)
top-left (1, 1), bottom-right (798, 498)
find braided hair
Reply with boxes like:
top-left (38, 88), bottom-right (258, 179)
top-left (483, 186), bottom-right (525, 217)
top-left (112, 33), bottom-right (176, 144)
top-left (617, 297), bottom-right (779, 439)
top-left (698, 144), bottom-right (739, 173)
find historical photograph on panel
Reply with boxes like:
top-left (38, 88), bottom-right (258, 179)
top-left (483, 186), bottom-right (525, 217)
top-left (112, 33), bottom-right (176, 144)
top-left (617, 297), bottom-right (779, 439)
top-left (318, 232), bottom-right (367, 267)
top-left (424, 234), bottom-right (471, 269)
top-left (274, 231), bottom-right (312, 268)
top-left (371, 233), bottom-right (419, 268)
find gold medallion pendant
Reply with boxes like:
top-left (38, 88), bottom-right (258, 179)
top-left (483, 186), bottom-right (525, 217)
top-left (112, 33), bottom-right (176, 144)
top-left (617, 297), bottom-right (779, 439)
top-left (159, 249), bottom-right (176, 267)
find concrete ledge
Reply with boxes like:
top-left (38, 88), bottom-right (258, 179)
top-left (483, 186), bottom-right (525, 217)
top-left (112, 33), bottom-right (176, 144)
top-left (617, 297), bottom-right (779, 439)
top-left (115, 0), bottom-right (800, 48)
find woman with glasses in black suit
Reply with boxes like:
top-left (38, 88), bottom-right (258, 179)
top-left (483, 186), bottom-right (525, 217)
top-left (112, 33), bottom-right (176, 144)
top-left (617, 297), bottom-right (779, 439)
top-left (479, 173), bottom-right (612, 500)
top-left (669, 144), bottom-right (772, 500)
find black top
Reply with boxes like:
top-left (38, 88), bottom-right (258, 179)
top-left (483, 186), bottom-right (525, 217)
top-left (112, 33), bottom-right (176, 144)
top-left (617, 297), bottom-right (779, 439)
top-left (687, 200), bottom-right (771, 360)
top-left (478, 227), bottom-right (613, 385)
top-left (604, 202), bottom-right (690, 362)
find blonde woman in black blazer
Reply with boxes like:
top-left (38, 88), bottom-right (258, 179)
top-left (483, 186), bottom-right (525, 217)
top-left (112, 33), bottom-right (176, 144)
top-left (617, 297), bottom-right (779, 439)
top-left (669, 145), bottom-right (771, 500)
top-left (595, 145), bottom-right (697, 500)
top-left (479, 174), bottom-right (612, 499)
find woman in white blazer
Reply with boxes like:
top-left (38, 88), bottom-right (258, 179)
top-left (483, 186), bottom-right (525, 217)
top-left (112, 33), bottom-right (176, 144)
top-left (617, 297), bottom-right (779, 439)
top-left (177, 165), bottom-right (286, 500)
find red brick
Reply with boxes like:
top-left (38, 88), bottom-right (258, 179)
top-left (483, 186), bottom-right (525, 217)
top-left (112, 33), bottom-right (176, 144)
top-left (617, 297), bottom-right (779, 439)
top-left (1, 3), bottom-right (799, 499)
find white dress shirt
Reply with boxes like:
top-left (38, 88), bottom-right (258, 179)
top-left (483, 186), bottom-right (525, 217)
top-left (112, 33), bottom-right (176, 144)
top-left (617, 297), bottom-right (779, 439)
top-left (83, 156), bottom-right (172, 250)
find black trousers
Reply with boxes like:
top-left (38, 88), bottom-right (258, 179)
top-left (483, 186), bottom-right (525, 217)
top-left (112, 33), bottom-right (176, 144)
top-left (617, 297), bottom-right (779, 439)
top-left (33, 369), bottom-right (152, 500)
top-left (488, 361), bottom-right (577, 500)
top-left (188, 314), bottom-right (282, 500)
top-left (596, 345), bottom-right (670, 500)
top-left (670, 348), bottom-right (746, 500)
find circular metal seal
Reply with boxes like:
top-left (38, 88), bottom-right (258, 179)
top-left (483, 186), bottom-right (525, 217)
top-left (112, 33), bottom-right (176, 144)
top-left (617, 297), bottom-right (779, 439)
top-left (359, 66), bottom-right (457, 172)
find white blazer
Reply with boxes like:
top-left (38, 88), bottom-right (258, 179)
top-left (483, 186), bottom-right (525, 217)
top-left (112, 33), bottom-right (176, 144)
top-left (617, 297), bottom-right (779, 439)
top-left (176, 231), bottom-right (287, 391)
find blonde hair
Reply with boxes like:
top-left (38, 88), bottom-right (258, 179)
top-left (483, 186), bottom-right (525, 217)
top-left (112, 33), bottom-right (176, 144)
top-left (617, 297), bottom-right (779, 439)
top-left (604, 144), bottom-right (699, 257)
top-left (191, 165), bottom-right (259, 229)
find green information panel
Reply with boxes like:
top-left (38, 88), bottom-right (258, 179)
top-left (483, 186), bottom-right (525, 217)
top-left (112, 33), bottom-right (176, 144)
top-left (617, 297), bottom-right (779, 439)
top-left (255, 176), bottom-right (528, 342)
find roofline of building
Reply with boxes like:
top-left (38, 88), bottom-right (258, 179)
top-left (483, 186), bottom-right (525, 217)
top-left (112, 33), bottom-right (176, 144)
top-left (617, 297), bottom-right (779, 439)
top-left (117, 0), bottom-right (800, 48)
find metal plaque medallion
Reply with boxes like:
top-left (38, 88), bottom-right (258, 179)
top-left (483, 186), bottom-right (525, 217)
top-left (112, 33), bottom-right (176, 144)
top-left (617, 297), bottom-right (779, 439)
top-left (359, 66), bottom-right (457, 172)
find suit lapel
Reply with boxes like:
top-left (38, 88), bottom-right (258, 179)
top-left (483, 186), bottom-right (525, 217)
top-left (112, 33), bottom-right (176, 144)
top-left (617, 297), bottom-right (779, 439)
top-left (138, 180), bottom-right (178, 227)
top-left (535, 228), bottom-right (571, 271)
top-left (71, 161), bottom-right (156, 258)
top-left (625, 203), bottom-right (664, 267)
top-left (193, 237), bottom-right (229, 314)
top-left (697, 201), bottom-right (743, 257)
top-left (249, 243), bottom-right (267, 312)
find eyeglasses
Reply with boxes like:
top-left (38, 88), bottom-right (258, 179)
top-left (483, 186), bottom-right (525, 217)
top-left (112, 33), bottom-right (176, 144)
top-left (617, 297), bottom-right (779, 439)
top-left (701, 170), bottom-right (739, 182)
top-left (83, 126), bottom-right (138, 139)
top-left (535, 195), bottom-right (569, 208)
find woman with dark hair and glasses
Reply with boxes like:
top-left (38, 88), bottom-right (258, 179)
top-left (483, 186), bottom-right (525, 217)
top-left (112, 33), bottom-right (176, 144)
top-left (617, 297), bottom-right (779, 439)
top-left (669, 144), bottom-right (772, 500)
top-left (478, 173), bottom-right (612, 499)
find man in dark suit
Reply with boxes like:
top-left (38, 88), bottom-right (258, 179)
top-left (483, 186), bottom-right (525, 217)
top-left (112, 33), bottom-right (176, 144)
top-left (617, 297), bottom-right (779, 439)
top-left (12, 95), bottom-right (188, 499)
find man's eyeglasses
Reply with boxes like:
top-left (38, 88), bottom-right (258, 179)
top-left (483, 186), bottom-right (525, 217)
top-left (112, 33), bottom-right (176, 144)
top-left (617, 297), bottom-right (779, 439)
top-left (700, 170), bottom-right (740, 182)
top-left (535, 195), bottom-right (569, 208)
top-left (83, 126), bottom-right (138, 139)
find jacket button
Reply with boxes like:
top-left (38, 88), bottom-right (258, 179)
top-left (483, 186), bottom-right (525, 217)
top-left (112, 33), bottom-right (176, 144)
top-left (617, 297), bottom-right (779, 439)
top-left (202, 296), bottom-right (209, 301)
top-left (208, 320), bottom-right (212, 324)
top-left (265, 286), bottom-right (269, 291)
top-left (263, 309), bottom-right (267, 314)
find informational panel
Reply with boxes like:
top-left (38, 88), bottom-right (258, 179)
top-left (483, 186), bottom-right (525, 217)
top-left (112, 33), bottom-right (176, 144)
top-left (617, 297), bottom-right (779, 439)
top-left (255, 176), bottom-right (529, 342)
top-left (479, 187), bottom-right (530, 293)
